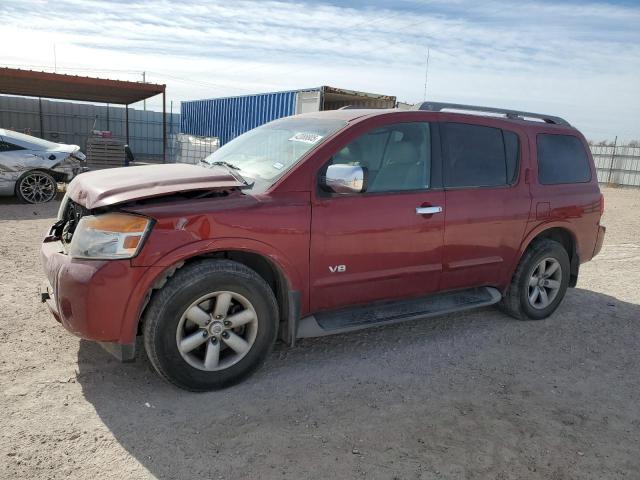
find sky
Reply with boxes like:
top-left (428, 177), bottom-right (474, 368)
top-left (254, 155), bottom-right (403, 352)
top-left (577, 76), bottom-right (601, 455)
top-left (1, 0), bottom-right (639, 142)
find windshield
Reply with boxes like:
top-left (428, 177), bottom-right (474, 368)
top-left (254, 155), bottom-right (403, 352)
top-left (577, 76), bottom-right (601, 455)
top-left (202, 117), bottom-right (346, 187)
top-left (2, 130), bottom-right (62, 150)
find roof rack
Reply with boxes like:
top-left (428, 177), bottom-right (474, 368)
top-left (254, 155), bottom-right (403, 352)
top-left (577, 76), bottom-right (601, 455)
top-left (414, 102), bottom-right (570, 126)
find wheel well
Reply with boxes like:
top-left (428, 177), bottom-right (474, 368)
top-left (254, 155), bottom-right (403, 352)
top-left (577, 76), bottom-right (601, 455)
top-left (530, 227), bottom-right (579, 286)
top-left (138, 251), bottom-right (291, 339)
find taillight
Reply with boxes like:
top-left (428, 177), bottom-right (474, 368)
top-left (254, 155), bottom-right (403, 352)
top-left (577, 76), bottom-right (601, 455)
top-left (599, 193), bottom-right (605, 216)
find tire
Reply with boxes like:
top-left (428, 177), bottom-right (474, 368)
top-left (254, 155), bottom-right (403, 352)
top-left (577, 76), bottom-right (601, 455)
top-left (143, 259), bottom-right (278, 391)
top-left (15, 170), bottom-right (57, 204)
top-left (499, 239), bottom-right (570, 320)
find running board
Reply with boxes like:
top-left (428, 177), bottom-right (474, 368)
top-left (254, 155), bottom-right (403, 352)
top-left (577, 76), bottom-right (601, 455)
top-left (296, 287), bottom-right (501, 339)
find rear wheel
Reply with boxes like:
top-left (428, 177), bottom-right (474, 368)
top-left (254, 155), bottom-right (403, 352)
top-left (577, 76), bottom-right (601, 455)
top-left (15, 170), bottom-right (57, 203)
top-left (499, 239), bottom-right (570, 320)
top-left (143, 260), bottom-right (278, 391)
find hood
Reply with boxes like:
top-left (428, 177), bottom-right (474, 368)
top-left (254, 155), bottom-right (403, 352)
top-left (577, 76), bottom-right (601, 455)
top-left (46, 143), bottom-right (80, 153)
top-left (67, 163), bottom-right (245, 209)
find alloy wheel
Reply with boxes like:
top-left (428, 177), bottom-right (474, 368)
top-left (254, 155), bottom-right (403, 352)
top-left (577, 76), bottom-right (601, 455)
top-left (19, 172), bottom-right (56, 203)
top-left (175, 291), bottom-right (258, 371)
top-left (527, 257), bottom-right (562, 309)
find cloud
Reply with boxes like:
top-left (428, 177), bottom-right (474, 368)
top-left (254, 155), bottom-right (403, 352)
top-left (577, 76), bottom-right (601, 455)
top-left (1, 0), bottom-right (639, 140)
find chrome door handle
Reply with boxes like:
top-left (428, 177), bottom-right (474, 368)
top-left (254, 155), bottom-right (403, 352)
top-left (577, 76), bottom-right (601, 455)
top-left (415, 206), bottom-right (443, 215)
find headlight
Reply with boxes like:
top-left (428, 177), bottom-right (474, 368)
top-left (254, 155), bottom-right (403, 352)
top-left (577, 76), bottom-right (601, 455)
top-left (71, 151), bottom-right (86, 162)
top-left (69, 212), bottom-right (152, 259)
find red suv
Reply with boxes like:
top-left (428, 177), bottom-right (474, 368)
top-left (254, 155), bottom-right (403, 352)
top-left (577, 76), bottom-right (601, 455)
top-left (41, 102), bottom-right (606, 391)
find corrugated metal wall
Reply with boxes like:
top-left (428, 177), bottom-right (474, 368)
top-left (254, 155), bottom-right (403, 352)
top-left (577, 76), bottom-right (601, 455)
top-left (0, 95), bottom-right (180, 162)
top-left (181, 90), bottom-right (298, 145)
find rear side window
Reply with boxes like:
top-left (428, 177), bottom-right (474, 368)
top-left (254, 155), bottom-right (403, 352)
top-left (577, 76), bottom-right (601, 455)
top-left (441, 123), bottom-right (519, 188)
top-left (537, 134), bottom-right (591, 184)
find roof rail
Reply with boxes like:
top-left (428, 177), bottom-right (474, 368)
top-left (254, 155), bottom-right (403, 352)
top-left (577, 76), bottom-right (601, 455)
top-left (414, 102), bottom-right (570, 126)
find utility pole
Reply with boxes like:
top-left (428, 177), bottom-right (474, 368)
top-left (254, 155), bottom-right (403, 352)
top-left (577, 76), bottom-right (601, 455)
top-left (142, 71), bottom-right (146, 111)
top-left (53, 44), bottom-right (57, 72)
top-left (423, 47), bottom-right (430, 101)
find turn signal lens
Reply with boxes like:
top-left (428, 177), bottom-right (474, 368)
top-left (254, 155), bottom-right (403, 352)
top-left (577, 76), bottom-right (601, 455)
top-left (83, 213), bottom-right (150, 233)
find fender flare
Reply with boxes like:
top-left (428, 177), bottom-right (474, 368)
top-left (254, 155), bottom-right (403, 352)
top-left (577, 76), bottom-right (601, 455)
top-left (118, 238), bottom-right (303, 344)
top-left (503, 221), bottom-right (580, 291)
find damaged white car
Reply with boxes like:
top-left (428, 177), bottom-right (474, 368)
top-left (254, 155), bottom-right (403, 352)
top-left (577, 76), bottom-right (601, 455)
top-left (0, 129), bottom-right (87, 203)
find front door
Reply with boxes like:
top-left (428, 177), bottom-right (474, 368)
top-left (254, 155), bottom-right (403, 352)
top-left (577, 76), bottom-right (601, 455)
top-left (310, 121), bottom-right (445, 312)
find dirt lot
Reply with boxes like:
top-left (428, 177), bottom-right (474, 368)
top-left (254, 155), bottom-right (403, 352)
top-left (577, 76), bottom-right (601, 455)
top-left (0, 187), bottom-right (638, 480)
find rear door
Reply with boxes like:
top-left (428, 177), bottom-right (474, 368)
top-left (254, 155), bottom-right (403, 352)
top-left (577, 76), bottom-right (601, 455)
top-left (309, 120), bottom-right (445, 312)
top-left (439, 118), bottom-right (532, 291)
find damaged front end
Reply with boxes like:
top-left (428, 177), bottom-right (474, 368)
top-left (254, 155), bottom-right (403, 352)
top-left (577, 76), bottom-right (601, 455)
top-left (0, 145), bottom-right (88, 200)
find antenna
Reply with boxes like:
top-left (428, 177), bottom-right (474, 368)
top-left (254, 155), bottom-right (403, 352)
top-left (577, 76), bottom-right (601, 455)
top-left (53, 43), bottom-right (57, 72)
top-left (423, 47), bottom-right (430, 101)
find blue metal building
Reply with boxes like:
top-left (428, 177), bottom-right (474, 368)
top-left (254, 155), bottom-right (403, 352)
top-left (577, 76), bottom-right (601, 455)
top-left (180, 86), bottom-right (396, 145)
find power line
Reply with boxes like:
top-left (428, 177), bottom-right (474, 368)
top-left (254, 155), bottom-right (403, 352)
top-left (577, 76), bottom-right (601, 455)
top-left (211, 7), bottom-right (414, 80)
top-left (3, 9), bottom-right (436, 100)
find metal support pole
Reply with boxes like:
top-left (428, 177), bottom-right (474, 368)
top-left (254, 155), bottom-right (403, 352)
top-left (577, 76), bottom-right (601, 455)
top-left (163, 90), bottom-right (167, 163)
top-left (106, 103), bottom-right (110, 131)
top-left (38, 97), bottom-right (44, 139)
top-left (607, 136), bottom-right (618, 185)
top-left (143, 72), bottom-right (146, 111)
top-left (125, 104), bottom-right (130, 146)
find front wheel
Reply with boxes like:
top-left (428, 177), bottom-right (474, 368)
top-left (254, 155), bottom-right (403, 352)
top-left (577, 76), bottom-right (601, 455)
top-left (143, 260), bottom-right (278, 391)
top-left (499, 239), bottom-right (570, 320)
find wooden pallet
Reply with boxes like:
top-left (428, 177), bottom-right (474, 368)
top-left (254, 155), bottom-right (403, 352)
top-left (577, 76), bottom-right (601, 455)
top-left (86, 137), bottom-right (125, 170)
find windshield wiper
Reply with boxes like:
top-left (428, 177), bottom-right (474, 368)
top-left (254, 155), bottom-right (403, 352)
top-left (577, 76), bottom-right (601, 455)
top-left (208, 161), bottom-right (252, 186)
top-left (209, 160), bottom-right (241, 170)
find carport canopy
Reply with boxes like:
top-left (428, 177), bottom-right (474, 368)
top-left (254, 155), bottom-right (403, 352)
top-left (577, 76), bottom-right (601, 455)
top-left (0, 67), bottom-right (167, 160)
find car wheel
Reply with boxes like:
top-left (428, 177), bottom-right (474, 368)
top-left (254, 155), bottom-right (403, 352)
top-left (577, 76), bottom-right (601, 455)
top-left (15, 170), bottom-right (57, 204)
top-left (498, 238), bottom-right (570, 320)
top-left (143, 260), bottom-right (278, 391)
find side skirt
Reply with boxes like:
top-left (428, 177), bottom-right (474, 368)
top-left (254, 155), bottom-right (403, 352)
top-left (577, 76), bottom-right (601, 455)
top-left (296, 287), bottom-right (501, 339)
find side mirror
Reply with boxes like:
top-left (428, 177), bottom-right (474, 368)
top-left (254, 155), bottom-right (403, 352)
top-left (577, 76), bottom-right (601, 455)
top-left (322, 164), bottom-right (367, 194)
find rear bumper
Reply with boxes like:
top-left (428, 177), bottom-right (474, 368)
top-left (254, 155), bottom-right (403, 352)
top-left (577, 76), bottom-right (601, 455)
top-left (40, 240), bottom-right (161, 359)
top-left (593, 224), bottom-right (606, 258)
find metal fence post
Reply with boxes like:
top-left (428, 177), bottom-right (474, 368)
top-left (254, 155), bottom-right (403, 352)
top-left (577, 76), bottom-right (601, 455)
top-left (607, 136), bottom-right (618, 185)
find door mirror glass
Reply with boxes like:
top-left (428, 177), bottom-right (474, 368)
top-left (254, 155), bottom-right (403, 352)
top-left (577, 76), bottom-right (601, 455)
top-left (322, 164), bottom-right (367, 194)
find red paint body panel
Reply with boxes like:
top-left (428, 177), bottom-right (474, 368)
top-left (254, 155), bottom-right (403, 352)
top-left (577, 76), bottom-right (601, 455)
top-left (66, 163), bottom-right (243, 209)
top-left (438, 116), bottom-right (532, 291)
top-left (41, 240), bottom-right (160, 342)
top-left (310, 190), bottom-right (445, 311)
top-left (40, 108), bottom-right (605, 349)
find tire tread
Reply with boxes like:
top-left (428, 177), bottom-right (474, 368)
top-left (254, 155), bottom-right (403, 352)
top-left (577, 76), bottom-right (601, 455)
top-left (142, 259), bottom-right (278, 391)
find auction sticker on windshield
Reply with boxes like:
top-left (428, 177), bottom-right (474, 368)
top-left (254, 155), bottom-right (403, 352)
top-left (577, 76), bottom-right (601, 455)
top-left (288, 133), bottom-right (323, 144)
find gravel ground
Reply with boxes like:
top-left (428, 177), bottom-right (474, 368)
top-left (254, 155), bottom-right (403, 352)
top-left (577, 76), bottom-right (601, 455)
top-left (0, 187), bottom-right (639, 480)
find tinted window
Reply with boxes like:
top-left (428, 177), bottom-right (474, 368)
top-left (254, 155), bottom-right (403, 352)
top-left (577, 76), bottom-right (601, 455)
top-left (504, 131), bottom-right (519, 184)
top-left (537, 134), bottom-right (590, 184)
top-left (0, 141), bottom-right (25, 152)
top-left (442, 123), bottom-right (519, 188)
top-left (328, 122), bottom-right (431, 193)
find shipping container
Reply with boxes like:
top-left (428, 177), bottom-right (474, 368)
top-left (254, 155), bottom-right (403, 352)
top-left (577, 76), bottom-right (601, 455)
top-left (180, 86), bottom-right (396, 145)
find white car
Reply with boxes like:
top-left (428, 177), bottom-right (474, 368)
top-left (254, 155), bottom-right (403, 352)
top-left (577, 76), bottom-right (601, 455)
top-left (0, 129), bottom-right (87, 203)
